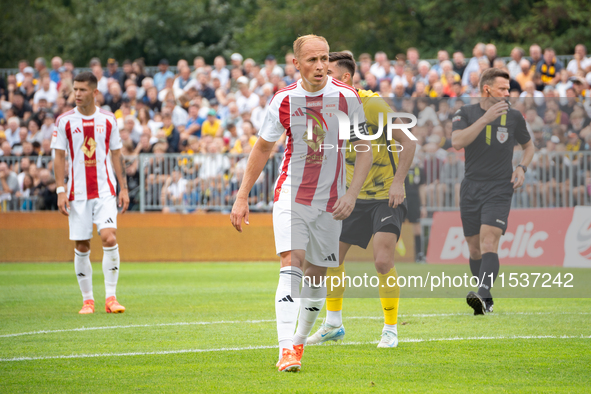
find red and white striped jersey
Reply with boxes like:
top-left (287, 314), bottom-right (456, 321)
top-left (51, 107), bottom-right (122, 201)
top-left (259, 77), bottom-right (367, 213)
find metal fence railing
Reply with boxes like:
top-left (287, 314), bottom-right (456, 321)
top-left (2, 151), bottom-right (589, 212)
top-left (423, 151), bottom-right (591, 212)
top-left (138, 153), bottom-right (282, 212)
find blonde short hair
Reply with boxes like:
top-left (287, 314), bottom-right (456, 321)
top-left (293, 35), bottom-right (329, 59)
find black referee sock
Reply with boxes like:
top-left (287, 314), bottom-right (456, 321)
top-left (414, 235), bottom-right (422, 257)
top-left (469, 258), bottom-right (482, 278)
top-left (477, 253), bottom-right (500, 299)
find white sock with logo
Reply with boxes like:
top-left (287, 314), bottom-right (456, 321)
top-left (293, 277), bottom-right (327, 346)
top-left (74, 249), bottom-right (93, 301)
top-left (276, 266), bottom-right (302, 358)
top-left (102, 245), bottom-right (120, 299)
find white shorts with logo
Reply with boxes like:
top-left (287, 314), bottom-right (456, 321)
top-left (69, 195), bottom-right (118, 240)
top-left (272, 200), bottom-right (341, 268)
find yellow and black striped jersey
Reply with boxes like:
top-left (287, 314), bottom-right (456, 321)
top-left (345, 89), bottom-right (404, 200)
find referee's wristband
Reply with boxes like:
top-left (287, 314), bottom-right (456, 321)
top-left (56, 186), bottom-right (66, 194)
top-left (517, 164), bottom-right (527, 173)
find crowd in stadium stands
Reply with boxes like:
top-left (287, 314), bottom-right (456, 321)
top-left (0, 42), bottom-right (591, 211)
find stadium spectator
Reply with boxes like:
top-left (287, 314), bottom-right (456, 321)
top-left (515, 59), bottom-right (533, 90)
top-left (235, 76), bottom-right (259, 114)
top-left (172, 66), bottom-right (197, 99)
top-left (5, 117), bottom-right (21, 147)
top-left (369, 52), bottom-right (391, 80)
top-left (484, 44), bottom-right (497, 67)
top-left (34, 57), bottom-right (48, 79)
top-left (211, 56), bottom-right (230, 88)
top-left (263, 55), bottom-right (284, 79)
top-left (161, 167), bottom-right (188, 213)
top-left (537, 48), bottom-right (563, 86)
top-left (0, 162), bottom-right (19, 200)
top-left (406, 47), bottom-right (420, 74)
top-left (452, 51), bottom-right (466, 78)
top-left (105, 58), bottom-right (124, 88)
top-left (49, 57), bottom-right (63, 84)
top-left (529, 44), bottom-right (543, 69)
top-left (507, 47), bottom-right (525, 78)
top-left (159, 111), bottom-right (180, 153)
top-left (15, 60), bottom-right (29, 84)
top-left (153, 59), bottom-right (174, 93)
top-left (566, 44), bottom-right (591, 76)
top-left (462, 43), bottom-right (486, 86)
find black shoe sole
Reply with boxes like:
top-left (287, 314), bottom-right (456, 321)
top-left (466, 291), bottom-right (486, 315)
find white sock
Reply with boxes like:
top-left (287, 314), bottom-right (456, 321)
top-left (74, 249), bottom-right (93, 301)
top-left (326, 310), bottom-right (342, 327)
top-left (102, 245), bottom-right (120, 299)
top-left (383, 323), bottom-right (397, 334)
top-left (276, 266), bottom-right (302, 358)
top-left (293, 277), bottom-right (327, 346)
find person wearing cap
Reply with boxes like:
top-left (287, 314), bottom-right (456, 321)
top-left (201, 109), bottom-right (222, 137)
top-left (106, 58), bottom-right (125, 88)
top-left (211, 56), bottom-right (230, 88)
top-left (231, 53), bottom-right (244, 69)
top-left (154, 59), bottom-right (174, 93)
top-left (263, 55), bottom-right (284, 79)
top-left (235, 76), bottom-right (259, 114)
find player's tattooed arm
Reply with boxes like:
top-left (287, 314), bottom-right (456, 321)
top-left (118, 154), bottom-right (128, 190)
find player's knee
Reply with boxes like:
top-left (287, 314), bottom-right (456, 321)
top-left (480, 239), bottom-right (496, 254)
top-left (374, 256), bottom-right (393, 275)
top-left (102, 233), bottom-right (117, 248)
top-left (75, 241), bottom-right (91, 253)
top-left (469, 249), bottom-right (482, 260)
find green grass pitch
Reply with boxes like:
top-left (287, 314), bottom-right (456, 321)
top-left (1, 262), bottom-right (590, 393)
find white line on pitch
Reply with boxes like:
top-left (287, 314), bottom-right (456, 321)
top-left (2, 311), bottom-right (590, 339)
top-left (1, 335), bottom-right (589, 362)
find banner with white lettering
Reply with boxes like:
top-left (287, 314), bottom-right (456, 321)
top-left (427, 209), bottom-right (574, 266)
top-left (564, 206), bottom-right (591, 268)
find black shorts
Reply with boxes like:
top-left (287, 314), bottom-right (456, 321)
top-left (460, 178), bottom-right (513, 237)
top-left (406, 193), bottom-right (420, 223)
top-left (340, 199), bottom-right (407, 249)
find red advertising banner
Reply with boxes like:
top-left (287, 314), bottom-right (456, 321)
top-left (427, 208), bottom-right (574, 266)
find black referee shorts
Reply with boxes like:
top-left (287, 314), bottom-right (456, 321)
top-left (460, 178), bottom-right (513, 237)
top-left (340, 199), bottom-right (407, 249)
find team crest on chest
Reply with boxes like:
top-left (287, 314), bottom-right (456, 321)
top-left (96, 124), bottom-right (105, 134)
top-left (497, 127), bottom-right (508, 143)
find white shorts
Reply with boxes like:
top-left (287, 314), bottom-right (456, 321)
top-left (272, 200), bottom-right (341, 268)
top-left (69, 196), bottom-right (118, 241)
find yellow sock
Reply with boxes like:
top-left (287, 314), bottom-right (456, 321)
top-left (378, 267), bottom-right (400, 325)
top-left (326, 264), bottom-right (345, 311)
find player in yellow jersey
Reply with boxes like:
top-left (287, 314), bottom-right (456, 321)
top-left (308, 52), bottom-right (416, 347)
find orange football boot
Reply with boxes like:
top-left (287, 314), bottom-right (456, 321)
top-left (79, 300), bottom-right (95, 314)
top-left (277, 348), bottom-right (301, 372)
top-left (105, 296), bottom-right (125, 313)
top-left (294, 344), bottom-right (304, 362)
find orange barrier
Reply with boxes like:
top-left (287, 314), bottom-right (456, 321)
top-left (0, 212), bottom-right (415, 262)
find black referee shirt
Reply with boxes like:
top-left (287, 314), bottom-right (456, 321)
top-left (452, 103), bottom-right (530, 182)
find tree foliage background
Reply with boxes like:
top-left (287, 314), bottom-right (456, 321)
top-left (1, 0), bottom-right (590, 68)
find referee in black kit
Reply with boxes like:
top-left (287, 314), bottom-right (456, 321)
top-left (451, 68), bottom-right (534, 315)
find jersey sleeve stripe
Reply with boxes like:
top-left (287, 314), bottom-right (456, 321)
top-left (55, 109), bottom-right (75, 128)
top-left (269, 83), bottom-right (298, 105)
top-left (274, 96), bottom-right (292, 201)
top-left (331, 79), bottom-right (361, 102)
top-left (105, 120), bottom-right (116, 196)
top-left (65, 121), bottom-right (76, 201)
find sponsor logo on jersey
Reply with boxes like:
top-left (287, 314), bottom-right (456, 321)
top-left (81, 136), bottom-right (97, 159)
top-left (83, 121), bottom-right (94, 127)
top-left (452, 115), bottom-right (462, 122)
